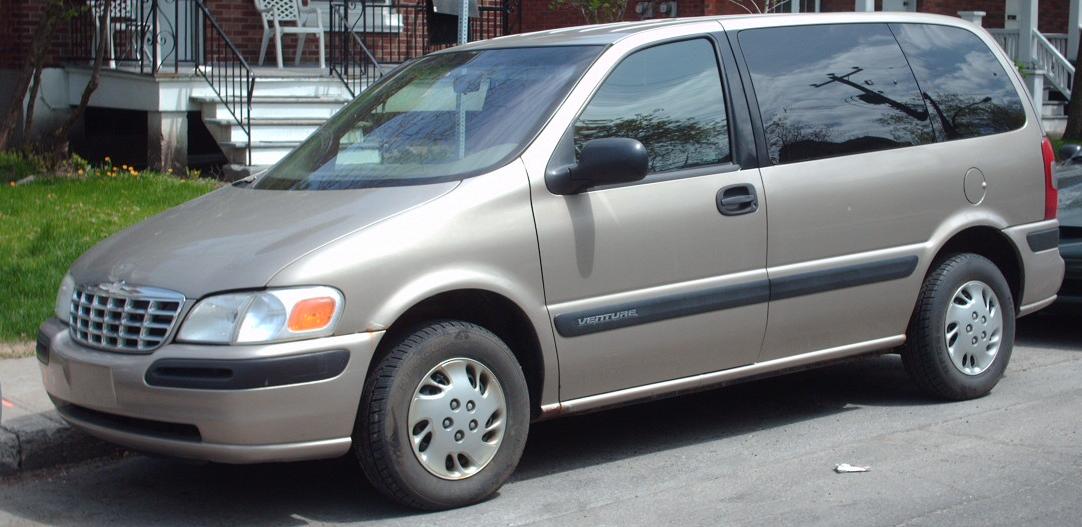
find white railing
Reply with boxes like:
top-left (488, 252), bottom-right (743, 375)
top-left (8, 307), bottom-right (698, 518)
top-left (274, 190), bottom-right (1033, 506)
top-left (1046, 33), bottom-right (1069, 58)
top-left (1034, 31), bottom-right (1074, 97)
top-left (988, 28), bottom-right (1020, 60)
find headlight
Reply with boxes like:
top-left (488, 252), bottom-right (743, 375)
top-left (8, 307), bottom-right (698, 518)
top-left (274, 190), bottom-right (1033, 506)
top-left (54, 273), bottom-right (75, 321)
top-left (177, 286), bottom-right (343, 344)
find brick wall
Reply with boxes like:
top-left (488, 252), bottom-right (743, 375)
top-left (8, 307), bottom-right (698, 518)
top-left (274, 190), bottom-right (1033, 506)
top-left (897, 0), bottom-right (1005, 28)
top-left (0, 0), bottom-right (65, 69)
top-left (208, 0), bottom-right (514, 66)
top-left (521, 0), bottom-right (757, 33)
top-left (814, 0), bottom-right (1069, 32)
top-left (1, 0), bottom-right (1076, 72)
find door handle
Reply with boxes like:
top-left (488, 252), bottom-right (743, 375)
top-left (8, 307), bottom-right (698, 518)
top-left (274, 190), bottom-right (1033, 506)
top-left (717, 184), bottom-right (759, 216)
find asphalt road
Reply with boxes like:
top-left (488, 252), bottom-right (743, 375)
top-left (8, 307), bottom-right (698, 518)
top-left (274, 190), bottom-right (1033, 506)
top-left (2, 315), bottom-right (1080, 527)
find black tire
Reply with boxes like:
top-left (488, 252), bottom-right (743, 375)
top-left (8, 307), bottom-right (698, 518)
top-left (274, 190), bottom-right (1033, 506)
top-left (903, 253), bottom-right (1015, 400)
top-left (355, 320), bottom-right (530, 510)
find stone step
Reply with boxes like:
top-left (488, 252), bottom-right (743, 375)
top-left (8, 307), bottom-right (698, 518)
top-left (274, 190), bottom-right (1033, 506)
top-left (204, 118), bottom-right (324, 144)
top-left (1044, 101), bottom-right (1067, 117)
top-left (194, 95), bottom-right (350, 120)
top-left (220, 140), bottom-right (302, 166)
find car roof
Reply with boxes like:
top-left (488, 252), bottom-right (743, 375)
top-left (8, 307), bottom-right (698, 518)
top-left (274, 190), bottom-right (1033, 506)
top-left (450, 12), bottom-right (974, 51)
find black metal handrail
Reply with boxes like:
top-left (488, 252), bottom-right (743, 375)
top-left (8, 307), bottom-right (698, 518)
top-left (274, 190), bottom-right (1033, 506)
top-left (65, 0), bottom-right (201, 74)
top-left (328, 1), bottom-right (385, 97)
top-left (64, 0), bottom-right (254, 165)
top-left (193, 0), bottom-right (255, 165)
top-left (326, 0), bottom-right (517, 97)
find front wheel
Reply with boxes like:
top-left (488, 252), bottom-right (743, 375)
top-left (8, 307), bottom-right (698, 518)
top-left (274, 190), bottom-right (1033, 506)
top-left (355, 320), bottom-right (530, 510)
top-left (903, 253), bottom-right (1015, 400)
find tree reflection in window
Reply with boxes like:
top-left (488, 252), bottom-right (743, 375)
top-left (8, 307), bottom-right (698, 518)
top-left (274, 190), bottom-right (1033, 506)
top-left (574, 39), bottom-right (731, 174)
top-left (740, 24), bottom-right (934, 165)
top-left (891, 23), bottom-right (1025, 141)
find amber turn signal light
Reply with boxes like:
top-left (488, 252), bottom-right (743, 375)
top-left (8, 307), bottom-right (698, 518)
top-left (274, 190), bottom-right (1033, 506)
top-left (288, 297), bottom-right (337, 332)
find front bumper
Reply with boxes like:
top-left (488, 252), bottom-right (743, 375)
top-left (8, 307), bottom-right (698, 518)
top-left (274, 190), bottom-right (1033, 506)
top-left (37, 317), bottom-right (383, 463)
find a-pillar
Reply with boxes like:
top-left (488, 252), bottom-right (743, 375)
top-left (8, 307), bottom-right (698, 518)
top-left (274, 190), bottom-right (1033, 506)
top-left (147, 111), bottom-right (187, 173)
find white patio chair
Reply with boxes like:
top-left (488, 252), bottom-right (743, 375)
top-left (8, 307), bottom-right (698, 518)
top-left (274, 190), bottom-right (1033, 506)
top-left (89, 0), bottom-right (143, 69)
top-left (255, 0), bottom-right (326, 69)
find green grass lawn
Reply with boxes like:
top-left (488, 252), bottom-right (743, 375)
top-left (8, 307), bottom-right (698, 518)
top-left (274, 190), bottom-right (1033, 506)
top-left (0, 173), bottom-right (218, 345)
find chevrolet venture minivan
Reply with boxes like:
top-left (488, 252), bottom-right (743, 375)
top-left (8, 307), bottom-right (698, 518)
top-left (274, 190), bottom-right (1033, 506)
top-left (38, 13), bottom-right (1065, 509)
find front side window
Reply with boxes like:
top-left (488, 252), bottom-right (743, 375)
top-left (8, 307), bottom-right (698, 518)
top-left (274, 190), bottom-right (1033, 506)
top-left (890, 23), bottom-right (1026, 140)
top-left (255, 46), bottom-right (601, 190)
top-left (739, 24), bottom-right (934, 165)
top-left (574, 38), bottom-right (732, 174)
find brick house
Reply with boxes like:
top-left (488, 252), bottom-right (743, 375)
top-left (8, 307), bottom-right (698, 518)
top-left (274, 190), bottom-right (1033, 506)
top-left (0, 0), bottom-right (1077, 170)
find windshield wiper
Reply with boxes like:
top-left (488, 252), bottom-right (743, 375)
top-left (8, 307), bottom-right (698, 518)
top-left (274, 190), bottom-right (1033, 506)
top-left (232, 174), bottom-right (257, 187)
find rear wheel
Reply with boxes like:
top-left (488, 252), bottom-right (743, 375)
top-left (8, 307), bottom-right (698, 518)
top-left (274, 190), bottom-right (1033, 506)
top-left (903, 253), bottom-right (1015, 400)
top-left (355, 320), bottom-right (529, 510)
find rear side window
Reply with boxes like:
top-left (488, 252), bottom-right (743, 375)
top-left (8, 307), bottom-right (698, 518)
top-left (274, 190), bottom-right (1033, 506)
top-left (739, 24), bottom-right (934, 165)
top-left (574, 38), bottom-right (731, 174)
top-left (890, 23), bottom-right (1026, 140)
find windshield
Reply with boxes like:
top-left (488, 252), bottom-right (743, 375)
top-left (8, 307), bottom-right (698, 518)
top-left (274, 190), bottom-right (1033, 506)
top-left (255, 46), bottom-right (601, 190)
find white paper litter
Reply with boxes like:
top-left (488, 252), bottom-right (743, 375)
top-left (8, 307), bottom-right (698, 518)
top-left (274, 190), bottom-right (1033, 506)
top-left (833, 463), bottom-right (870, 473)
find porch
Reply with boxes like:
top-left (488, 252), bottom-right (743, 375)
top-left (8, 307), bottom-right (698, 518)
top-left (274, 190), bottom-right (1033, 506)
top-left (59, 0), bottom-right (516, 169)
top-left (55, 0), bottom-right (1082, 171)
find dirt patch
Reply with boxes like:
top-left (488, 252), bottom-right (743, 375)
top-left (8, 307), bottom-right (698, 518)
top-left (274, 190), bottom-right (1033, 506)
top-left (0, 341), bottom-right (34, 359)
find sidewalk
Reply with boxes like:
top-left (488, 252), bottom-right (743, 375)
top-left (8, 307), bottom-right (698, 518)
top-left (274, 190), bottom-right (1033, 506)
top-left (0, 356), bottom-right (121, 476)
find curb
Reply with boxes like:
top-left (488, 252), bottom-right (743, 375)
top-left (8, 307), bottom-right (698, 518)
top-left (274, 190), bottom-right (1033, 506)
top-left (0, 413), bottom-right (124, 476)
top-left (1, 356), bottom-right (125, 476)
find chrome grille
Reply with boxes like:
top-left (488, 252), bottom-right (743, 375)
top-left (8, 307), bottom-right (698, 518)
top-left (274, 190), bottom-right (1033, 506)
top-left (69, 284), bottom-right (185, 353)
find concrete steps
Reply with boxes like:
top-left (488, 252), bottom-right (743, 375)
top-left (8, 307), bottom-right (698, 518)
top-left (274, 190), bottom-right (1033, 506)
top-left (192, 76), bottom-right (357, 166)
top-left (1043, 96), bottom-right (1067, 136)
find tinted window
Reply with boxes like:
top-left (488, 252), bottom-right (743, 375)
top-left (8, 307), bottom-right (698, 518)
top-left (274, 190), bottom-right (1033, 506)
top-left (740, 24), bottom-right (934, 165)
top-left (574, 39), bottom-right (731, 174)
top-left (891, 23), bottom-right (1026, 140)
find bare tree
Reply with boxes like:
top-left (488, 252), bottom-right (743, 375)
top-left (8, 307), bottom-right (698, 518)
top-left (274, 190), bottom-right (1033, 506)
top-left (49, 0), bottom-right (114, 160)
top-left (726, 0), bottom-right (792, 14)
top-left (549, 0), bottom-right (631, 24)
top-left (0, 1), bottom-right (75, 150)
top-left (0, 0), bottom-right (112, 162)
top-left (1063, 43), bottom-right (1082, 140)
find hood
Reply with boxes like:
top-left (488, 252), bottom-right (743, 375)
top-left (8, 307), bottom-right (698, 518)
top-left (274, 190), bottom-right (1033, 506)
top-left (70, 182), bottom-right (459, 298)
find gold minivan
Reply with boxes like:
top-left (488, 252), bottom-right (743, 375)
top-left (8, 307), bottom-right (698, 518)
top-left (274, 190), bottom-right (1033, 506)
top-left (38, 12), bottom-right (1064, 509)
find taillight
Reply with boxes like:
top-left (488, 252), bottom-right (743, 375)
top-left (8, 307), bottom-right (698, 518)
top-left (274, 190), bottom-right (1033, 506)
top-left (1042, 137), bottom-right (1058, 220)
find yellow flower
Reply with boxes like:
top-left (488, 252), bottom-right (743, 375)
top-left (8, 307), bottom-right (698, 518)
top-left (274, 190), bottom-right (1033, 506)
top-left (77, 169), bottom-right (85, 176)
top-left (8, 181), bottom-right (14, 187)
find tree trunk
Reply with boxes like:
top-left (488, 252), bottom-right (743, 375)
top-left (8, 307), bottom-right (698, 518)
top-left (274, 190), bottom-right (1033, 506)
top-left (23, 66), bottom-right (44, 143)
top-left (0, 2), bottom-right (67, 150)
top-left (49, 0), bottom-right (113, 160)
top-left (1063, 42), bottom-right (1082, 140)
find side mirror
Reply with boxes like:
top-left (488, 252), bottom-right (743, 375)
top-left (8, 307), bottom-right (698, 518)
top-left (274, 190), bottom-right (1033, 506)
top-left (1058, 143), bottom-right (1082, 164)
top-left (546, 138), bottom-right (649, 195)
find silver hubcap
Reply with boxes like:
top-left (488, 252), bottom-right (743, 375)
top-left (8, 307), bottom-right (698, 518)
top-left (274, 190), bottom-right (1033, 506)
top-left (945, 280), bottom-right (1002, 376)
top-left (407, 358), bottom-right (506, 480)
